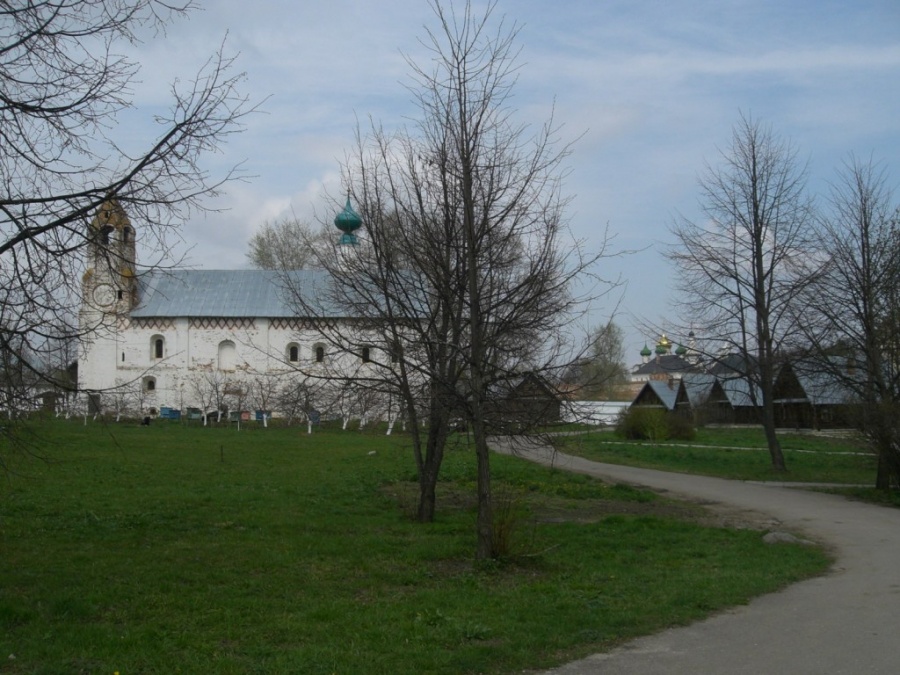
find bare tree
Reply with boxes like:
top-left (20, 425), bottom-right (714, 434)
top-left (564, 321), bottom-right (628, 400)
top-left (249, 373), bottom-right (280, 427)
top-left (0, 1), bottom-right (253, 440)
top-left (799, 156), bottom-right (900, 487)
top-left (290, 0), bottom-right (612, 558)
top-left (277, 376), bottom-right (345, 433)
top-left (246, 217), bottom-right (329, 270)
top-left (226, 376), bottom-right (249, 427)
top-left (276, 379), bottom-right (311, 428)
top-left (668, 114), bottom-right (818, 471)
top-left (190, 367), bottom-right (229, 425)
top-left (110, 377), bottom-right (142, 421)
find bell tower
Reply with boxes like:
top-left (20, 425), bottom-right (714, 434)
top-left (83, 199), bottom-right (138, 314)
top-left (79, 200), bottom-right (138, 398)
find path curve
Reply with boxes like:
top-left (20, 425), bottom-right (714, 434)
top-left (491, 437), bottom-right (900, 675)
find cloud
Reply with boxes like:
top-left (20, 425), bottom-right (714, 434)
top-left (114, 0), bottom-right (900, 359)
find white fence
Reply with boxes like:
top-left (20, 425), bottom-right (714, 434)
top-left (563, 401), bottom-right (630, 426)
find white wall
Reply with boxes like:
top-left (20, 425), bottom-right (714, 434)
top-left (79, 316), bottom-right (389, 416)
top-left (563, 401), bottom-right (629, 426)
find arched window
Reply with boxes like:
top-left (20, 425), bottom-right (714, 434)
top-left (390, 341), bottom-right (401, 364)
top-left (218, 340), bottom-right (236, 371)
top-left (122, 227), bottom-right (131, 244)
top-left (151, 335), bottom-right (164, 360)
top-left (315, 344), bottom-right (325, 363)
top-left (361, 346), bottom-right (371, 363)
top-left (287, 343), bottom-right (300, 363)
top-left (144, 377), bottom-right (156, 392)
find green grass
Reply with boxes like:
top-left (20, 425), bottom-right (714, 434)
top-left (555, 427), bottom-right (876, 484)
top-left (1, 419), bottom-right (830, 674)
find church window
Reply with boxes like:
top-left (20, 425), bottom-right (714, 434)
top-left (121, 352), bottom-right (125, 362)
top-left (117, 289), bottom-right (124, 301)
top-left (99, 226), bottom-right (113, 245)
top-left (218, 340), bottom-right (236, 371)
top-left (361, 346), bottom-right (371, 363)
top-left (315, 344), bottom-right (325, 363)
top-left (287, 343), bottom-right (300, 363)
top-left (122, 227), bottom-right (131, 244)
top-left (390, 341), bottom-right (401, 364)
top-left (144, 377), bottom-right (156, 392)
top-left (151, 336), bottom-right (164, 359)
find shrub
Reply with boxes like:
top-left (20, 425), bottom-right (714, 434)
top-left (666, 413), bottom-right (697, 441)
top-left (615, 407), bottom-right (696, 441)
top-left (617, 407), bottom-right (669, 441)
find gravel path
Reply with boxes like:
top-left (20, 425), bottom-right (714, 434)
top-left (490, 437), bottom-right (900, 675)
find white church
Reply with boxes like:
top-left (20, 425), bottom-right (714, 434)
top-left (77, 199), bottom-right (381, 421)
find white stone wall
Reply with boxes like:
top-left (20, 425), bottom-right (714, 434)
top-left (563, 400), bottom-right (630, 426)
top-left (78, 314), bottom-right (390, 417)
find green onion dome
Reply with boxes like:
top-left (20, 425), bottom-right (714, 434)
top-left (334, 196), bottom-right (362, 245)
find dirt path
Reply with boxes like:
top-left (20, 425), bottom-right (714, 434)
top-left (491, 437), bottom-right (900, 675)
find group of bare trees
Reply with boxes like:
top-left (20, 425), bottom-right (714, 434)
top-left (668, 114), bottom-right (900, 485)
top-left (246, 218), bottom-right (329, 270)
top-left (797, 159), bottom-right (900, 487)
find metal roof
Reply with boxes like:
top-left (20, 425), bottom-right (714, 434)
top-left (680, 373), bottom-right (716, 407)
top-left (716, 376), bottom-right (761, 407)
top-left (130, 269), bottom-right (343, 318)
top-left (632, 380), bottom-right (679, 410)
top-left (783, 359), bottom-right (861, 406)
top-left (632, 354), bottom-right (701, 376)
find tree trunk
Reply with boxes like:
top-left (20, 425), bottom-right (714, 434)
top-left (416, 449), bottom-right (445, 523)
top-left (417, 470), bottom-right (437, 522)
top-left (416, 411), bottom-right (448, 523)
top-left (473, 419), bottom-right (493, 560)
top-left (759, 378), bottom-right (786, 471)
top-left (761, 403), bottom-right (786, 471)
top-left (875, 450), bottom-right (891, 490)
top-left (756, 300), bottom-right (787, 470)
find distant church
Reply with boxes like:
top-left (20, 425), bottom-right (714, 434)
top-left (77, 199), bottom-right (367, 418)
top-left (628, 332), bottom-right (703, 385)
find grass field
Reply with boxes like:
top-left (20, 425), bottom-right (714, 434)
top-left (1, 419), bottom-right (830, 674)
top-left (554, 426), bottom-right (876, 484)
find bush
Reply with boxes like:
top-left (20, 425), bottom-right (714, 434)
top-left (615, 407), bottom-right (696, 441)
top-left (616, 407), bottom-right (669, 440)
top-left (666, 413), bottom-right (697, 441)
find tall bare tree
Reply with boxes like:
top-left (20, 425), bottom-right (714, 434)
top-left (668, 114), bottom-right (818, 471)
top-left (288, 0), bottom-right (610, 557)
top-left (799, 156), bottom-right (900, 488)
top-left (246, 217), bottom-right (328, 270)
top-left (0, 1), bottom-right (252, 440)
top-left (564, 321), bottom-right (627, 399)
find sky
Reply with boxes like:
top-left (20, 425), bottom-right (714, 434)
top-left (122, 0), bottom-right (900, 361)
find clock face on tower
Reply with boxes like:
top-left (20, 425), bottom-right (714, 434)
top-left (92, 283), bottom-right (115, 307)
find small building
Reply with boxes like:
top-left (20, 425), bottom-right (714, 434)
top-left (631, 380), bottom-right (679, 412)
top-left (674, 373), bottom-right (716, 421)
top-left (773, 360), bottom-right (859, 429)
top-left (704, 376), bottom-right (761, 425)
top-left (486, 372), bottom-right (562, 429)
